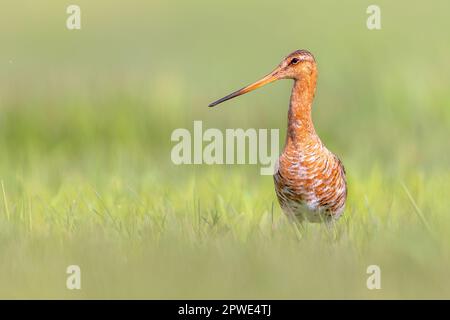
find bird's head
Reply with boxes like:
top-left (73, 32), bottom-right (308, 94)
top-left (209, 50), bottom-right (316, 107)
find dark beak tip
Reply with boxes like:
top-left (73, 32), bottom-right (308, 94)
top-left (208, 100), bottom-right (222, 107)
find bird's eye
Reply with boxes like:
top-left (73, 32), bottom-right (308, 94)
top-left (290, 58), bottom-right (300, 65)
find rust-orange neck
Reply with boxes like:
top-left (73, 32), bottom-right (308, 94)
top-left (286, 69), bottom-right (318, 147)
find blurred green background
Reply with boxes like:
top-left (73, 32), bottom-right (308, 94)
top-left (0, 0), bottom-right (449, 298)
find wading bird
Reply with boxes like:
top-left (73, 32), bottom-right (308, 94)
top-left (209, 50), bottom-right (347, 223)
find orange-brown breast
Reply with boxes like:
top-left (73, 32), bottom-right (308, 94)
top-left (273, 135), bottom-right (347, 222)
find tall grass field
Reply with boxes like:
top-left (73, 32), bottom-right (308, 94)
top-left (0, 1), bottom-right (449, 298)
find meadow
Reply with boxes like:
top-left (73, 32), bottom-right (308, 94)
top-left (0, 0), bottom-right (449, 298)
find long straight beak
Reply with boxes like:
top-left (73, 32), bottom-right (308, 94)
top-left (208, 68), bottom-right (280, 107)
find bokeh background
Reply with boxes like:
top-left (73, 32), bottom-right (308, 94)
top-left (0, 0), bottom-right (449, 298)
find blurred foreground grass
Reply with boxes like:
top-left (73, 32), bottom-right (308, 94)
top-left (0, 0), bottom-right (449, 298)
top-left (0, 94), bottom-right (449, 299)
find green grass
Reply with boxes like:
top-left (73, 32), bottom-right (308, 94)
top-left (0, 0), bottom-right (450, 299)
